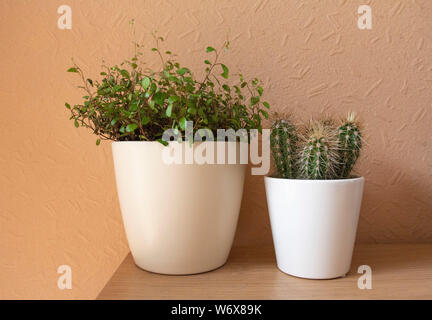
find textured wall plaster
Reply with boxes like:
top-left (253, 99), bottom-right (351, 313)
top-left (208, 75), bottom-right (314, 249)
top-left (0, 0), bottom-right (431, 299)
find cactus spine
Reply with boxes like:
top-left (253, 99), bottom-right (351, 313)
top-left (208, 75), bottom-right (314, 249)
top-left (270, 119), bottom-right (298, 178)
top-left (337, 112), bottom-right (362, 178)
top-left (299, 121), bottom-right (339, 179)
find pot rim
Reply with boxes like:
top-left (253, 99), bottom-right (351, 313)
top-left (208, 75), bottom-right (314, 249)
top-left (264, 175), bottom-right (364, 183)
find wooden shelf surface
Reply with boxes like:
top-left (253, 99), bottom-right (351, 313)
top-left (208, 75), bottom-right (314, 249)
top-left (98, 244), bottom-right (432, 300)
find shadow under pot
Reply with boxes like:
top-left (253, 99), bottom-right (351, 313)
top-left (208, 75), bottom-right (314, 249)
top-left (112, 141), bottom-right (246, 275)
top-left (264, 176), bottom-right (365, 279)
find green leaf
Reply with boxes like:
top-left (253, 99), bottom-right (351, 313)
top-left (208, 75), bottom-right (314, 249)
top-left (150, 82), bottom-right (157, 93)
top-left (257, 86), bottom-right (263, 96)
top-left (220, 64), bottom-right (229, 79)
top-left (129, 101), bottom-right (138, 111)
top-left (176, 68), bottom-right (189, 76)
top-left (113, 85), bottom-right (122, 92)
top-left (204, 60), bottom-right (211, 65)
top-left (179, 117), bottom-right (186, 130)
top-left (141, 116), bottom-right (150, 125)
top-left (74, 120), bottom-right (79, 128)
top-left (260, 109), bottom-right (269, 119)
top-left (251, 96), bottom-right (260, 106)
top-left (120, 69), bottom-right (130, 78)
top-left (157, 139), bottom-right (169, 146)
top-left (65, 103), bottom-right (71, 109)
top-left (67, 67), bottom-right (78, 73)
top-left (222, 84), bottom-right (230, 92)
top-left (149, 100), bottom-right (156, 110)
top-left (206, 46), bottom-right (215, 53)
top-left (198, 107), bottom-right (205, 118)
top-left (96, 139), bottom-right (101, 146)
top-left (166, 104), bottom-right (173, 117)
top-left (168, 96), bottom-right (179, 104)
top-left (188, 107), bottom-right (196, 115)
top-left (141, 77), bottom-right (150, 89)
top-left (110, 118), bottom-right (118, 126)
top-left (126, 123), bottom-right (138, 132)
top-left (121, 109), bottom-right (132, 117)
top-left (152, 92), bottom-right (166, 106)
top-left (263, 101), bottom-right (270, 109)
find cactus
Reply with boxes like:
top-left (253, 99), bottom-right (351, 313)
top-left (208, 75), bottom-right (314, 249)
top-left (298, 121), bottom-right (339, 180)
top-left (337, 112), bottom-right (362, 178)
top-left (270, 112), bottom-right (363, 180)
top-left (270, 119), bottom-right (298, 178)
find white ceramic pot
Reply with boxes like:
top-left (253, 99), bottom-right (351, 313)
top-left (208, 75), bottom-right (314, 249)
top-left (112, 141), bottom-right (246, 275)
top-left (264, 177), bottom-right (364, 279)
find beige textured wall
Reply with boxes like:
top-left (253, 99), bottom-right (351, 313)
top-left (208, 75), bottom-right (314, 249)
top-left (1, 0), bottom-right (431, 299)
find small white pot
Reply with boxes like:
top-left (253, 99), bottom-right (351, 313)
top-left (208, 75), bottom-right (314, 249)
top-left (264, 176), bottom-right (364, 279)
top-left (112, 141), bottom-right (246, 275)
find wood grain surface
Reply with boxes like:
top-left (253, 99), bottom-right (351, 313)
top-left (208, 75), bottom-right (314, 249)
top-left (98, 244), bottom-right (432, 300)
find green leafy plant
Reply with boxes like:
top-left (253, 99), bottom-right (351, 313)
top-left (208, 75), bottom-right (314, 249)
top-left (270, 113), bottom-right (363, 179)
top-left (65, 36), bottom-right (270, 145)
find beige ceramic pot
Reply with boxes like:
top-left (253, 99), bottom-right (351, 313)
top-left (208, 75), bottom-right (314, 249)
top-left (112, 141), bottom-right (246, 275)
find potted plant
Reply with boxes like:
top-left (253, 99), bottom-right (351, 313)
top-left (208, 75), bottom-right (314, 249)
top-left (65, 37), bottom-right (270, 275)
top-left (265, 113), bottom-right (364, 279)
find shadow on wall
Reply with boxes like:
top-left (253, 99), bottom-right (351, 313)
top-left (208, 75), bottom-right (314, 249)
top-left (234, 164), bottom-right (273, 247)
top-left (358, 160), bottom-right (432, 243)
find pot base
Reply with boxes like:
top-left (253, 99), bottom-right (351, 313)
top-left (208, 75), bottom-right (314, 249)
top-left (277, 265), bottom-right (349, 280)
top-left (133, 259), bottom-right (228, 276)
